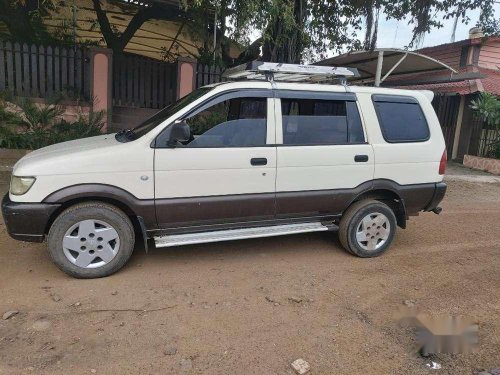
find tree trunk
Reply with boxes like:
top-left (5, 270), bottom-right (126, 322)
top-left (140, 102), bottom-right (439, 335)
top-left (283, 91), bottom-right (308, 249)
top-left (261, 0), bottom-right (306, 63)
top-left (91, 0), bottom-right (184, 56)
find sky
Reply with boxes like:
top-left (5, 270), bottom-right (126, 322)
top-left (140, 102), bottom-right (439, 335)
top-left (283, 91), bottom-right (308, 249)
top-left (376, 5), bottom-right (500, 50)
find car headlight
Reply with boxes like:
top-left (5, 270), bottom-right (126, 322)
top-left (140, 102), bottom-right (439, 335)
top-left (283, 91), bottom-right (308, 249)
top-left (10, 176), bottom-right (36, 195)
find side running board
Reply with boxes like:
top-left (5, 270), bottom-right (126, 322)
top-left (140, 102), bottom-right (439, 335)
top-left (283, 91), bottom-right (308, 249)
top-left (154, 222), bottom-right (332, 248)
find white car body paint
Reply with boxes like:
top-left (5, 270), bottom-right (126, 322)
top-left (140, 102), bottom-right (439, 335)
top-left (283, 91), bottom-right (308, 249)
top-left (10, 81), bottom-right (445, 204)
top-left (11, 134), bottom-right (155, 202)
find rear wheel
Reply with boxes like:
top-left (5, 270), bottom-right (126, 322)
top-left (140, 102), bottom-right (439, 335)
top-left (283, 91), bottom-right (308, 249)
top-left (338, 199), bottom-right (396, 257)
top-left (47, 202), bottom-right (135, 278)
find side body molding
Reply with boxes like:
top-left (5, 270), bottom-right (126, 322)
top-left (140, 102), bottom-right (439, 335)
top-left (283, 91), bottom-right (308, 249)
top-left (41, 180), bottom-right (439, 234)
top-left (43, 184), bottom-right (157, 229)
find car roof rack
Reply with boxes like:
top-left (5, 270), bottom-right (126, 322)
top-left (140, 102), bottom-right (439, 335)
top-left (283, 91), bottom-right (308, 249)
top-left (222, 61), bottom-right (360, 85)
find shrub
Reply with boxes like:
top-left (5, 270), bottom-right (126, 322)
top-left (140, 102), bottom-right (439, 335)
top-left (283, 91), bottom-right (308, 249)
top-left (0, 95), bottom-right (104, 150)
top-left (470, 93), bottom-right (500, 159)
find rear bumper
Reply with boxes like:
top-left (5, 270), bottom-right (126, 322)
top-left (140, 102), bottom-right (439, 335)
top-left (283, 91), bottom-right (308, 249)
top-left (424, 182), bottom-right (447, 212)
top-left (1, 193), bottom-right (61, 242)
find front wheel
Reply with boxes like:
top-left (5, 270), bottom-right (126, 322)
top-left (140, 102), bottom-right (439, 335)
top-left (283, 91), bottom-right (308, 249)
top-left (47, 202), bottom-right (135, 278)
top-left (338, 199), bottom-right (397, 257)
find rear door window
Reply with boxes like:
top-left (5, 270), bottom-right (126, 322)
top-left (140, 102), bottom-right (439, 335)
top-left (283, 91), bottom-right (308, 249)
top-left (372, 95), bottom-right (430, 143)
top-left (280, 97), bottom-right (365, 145)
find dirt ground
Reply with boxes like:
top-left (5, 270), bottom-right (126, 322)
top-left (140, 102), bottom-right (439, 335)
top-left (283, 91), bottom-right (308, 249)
top-left (0, 173), bottom-right (499, 375)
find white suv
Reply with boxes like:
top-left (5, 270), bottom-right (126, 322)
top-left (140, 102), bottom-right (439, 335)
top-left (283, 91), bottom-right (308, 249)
top-left (2, 66), bottom-right (447, 278)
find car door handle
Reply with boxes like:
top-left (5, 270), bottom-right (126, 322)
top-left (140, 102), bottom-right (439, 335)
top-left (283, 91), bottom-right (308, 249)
top-left (354, 155), bottom-right (369, 162)
top-left (251, 158), bottom-right (267, 166)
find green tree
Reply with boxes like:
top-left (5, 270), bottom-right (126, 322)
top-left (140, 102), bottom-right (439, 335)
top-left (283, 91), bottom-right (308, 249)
top-left (2, 0), bottom-right (497, 65)
top-left (0, 0), bottom-right (59, 43)
top-left (233, 0), bottom-right (495, 62)
top-left (470, 93), bottom-right (500, 159)
top-left (187, 0), bottom-right (497, 64)
top-left (0, 0), bottom-right (91, 45)
top-left (478, 0), bottom-right (500, 36)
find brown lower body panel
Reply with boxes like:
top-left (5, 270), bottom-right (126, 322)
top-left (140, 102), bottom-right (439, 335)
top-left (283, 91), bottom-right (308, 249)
top-left (42, 180), bottom-right (442, 234)
top-left (276, 182), bottom-right (371, 219)
top-left (155, 180), bottom-right (438, 230)
top-left (275, 180), bottom-right (436, 219)
top-left (155, 193), bottom-right (276, 229)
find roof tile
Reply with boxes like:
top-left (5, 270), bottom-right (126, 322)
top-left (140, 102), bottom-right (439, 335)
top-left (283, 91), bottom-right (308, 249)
top-left (390, 66), bottom-right (500, 95)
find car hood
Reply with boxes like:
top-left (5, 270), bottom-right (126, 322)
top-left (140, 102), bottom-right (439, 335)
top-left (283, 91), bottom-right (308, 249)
top-left (13, 134), bottom-right (121, 176)
top-left (19, 134), bottom-right (118, 161)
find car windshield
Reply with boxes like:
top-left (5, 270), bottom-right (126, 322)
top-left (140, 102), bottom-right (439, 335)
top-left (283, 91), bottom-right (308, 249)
top-left (115, 87), bottom-right (213, 142)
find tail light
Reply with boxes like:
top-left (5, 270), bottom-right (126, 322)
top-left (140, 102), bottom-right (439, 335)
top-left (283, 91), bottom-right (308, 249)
top-left (439, 150), bottom-right (447, 175)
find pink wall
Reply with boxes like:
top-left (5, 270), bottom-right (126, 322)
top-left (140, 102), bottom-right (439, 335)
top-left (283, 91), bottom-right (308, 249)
top-left (463, 154), bottom-right (500, 175)
top-left (478, 39), bottom-right (500, 70)
top-left (92, 53), bottom-right (110, 132)
top-left (176, 58), bottom-right (197, 99)
top-left (178, 63), bottom-right (194, 98)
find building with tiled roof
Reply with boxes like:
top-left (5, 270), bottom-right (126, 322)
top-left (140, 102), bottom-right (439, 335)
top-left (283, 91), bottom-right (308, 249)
top-left (315, 28), bottom-right (499, 161)
top-left (389, 30), bottom-right (500, 160)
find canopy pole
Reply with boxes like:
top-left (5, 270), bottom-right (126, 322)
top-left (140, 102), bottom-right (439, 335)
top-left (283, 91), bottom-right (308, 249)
top-left (374, 50), bottom-right (384, 87)
top-left (380, 53), bottom-right (408, 84)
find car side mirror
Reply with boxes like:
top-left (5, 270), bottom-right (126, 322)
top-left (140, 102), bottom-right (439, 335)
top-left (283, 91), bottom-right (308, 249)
top-left (167, 120), bottom-right (191, 148)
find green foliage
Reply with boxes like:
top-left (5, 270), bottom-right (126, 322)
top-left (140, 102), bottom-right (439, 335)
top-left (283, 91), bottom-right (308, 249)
top-left (495, 143), bottom-right (500, 159)
top-left (14, 97), bottom-right (64, 131)
top-left (0, 96), bottom-right (104, 150)
top-left (470, 93), bottom-right (500, 159)
top-left (187, 104), bottom-right (228, 135)
top-left (0, 106), bottom-right (23, 128)
top-left (0, 0), bottom-right (57, 44)
top-left (470, 93), bottom-right (500, 129)
top-left (0, 1), bottom-right (99, 47)
top-left (2, 0), bottom-right (497, 66)
top-left (478, 0), bottom-right (500, 36)
top-left (185, 0), bottom-right (497, 64)
top-left (0, 90), bottom-right (23, 128)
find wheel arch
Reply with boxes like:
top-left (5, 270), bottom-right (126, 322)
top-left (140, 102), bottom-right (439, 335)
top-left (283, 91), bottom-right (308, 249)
top-left (42, 184), bottom-right (156, 238)
top-left (351, 188), bottom-right (407, 229)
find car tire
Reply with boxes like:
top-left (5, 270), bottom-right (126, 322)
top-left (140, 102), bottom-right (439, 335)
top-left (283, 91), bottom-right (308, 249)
top-left (338, 199), bottom-right (397, 257)
top-left (47, 202), bottom-right (135, 278)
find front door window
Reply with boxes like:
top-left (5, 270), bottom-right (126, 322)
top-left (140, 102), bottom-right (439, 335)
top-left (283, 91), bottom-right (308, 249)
top-left (184, 97), bottom-right (267, 148)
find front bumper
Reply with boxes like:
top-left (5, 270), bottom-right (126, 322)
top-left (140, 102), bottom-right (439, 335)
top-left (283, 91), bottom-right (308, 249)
top-left (424, 182), bottom-right (447, 212)
top-left (1, 193), bottom-right (61, 242)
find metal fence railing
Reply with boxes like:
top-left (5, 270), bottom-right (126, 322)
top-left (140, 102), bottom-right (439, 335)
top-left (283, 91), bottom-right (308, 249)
top-left (196, 64), bottom-right (224, 88)
top-left (432, 94), bottom-right (461, 159)
top-left (476, 126), bottom-right (499, 158)
top-left (112, 53), bottom-right (177, 109)
top-left (468, 97), bottom-right (499, 159)
top-left (0, 40), bottom-right (90, 99)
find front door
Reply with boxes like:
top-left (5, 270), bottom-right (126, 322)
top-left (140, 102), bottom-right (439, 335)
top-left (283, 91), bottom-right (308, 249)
top-left (154, 89), bottom-right (277, 229)
top-left (274, 89), bottom-right (375, 219)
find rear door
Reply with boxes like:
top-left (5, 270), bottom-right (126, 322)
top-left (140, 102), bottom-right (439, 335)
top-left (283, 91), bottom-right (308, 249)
top-left (274, 90), bottom-right (374, 219)
top-left (154, 88), bottom-right (277, 229)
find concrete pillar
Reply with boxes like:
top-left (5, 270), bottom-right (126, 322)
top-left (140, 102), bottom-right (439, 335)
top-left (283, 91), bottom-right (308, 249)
top-left (88, 47), bottom-right (113, 132)
top-left (176, 57), bottom-right (197, 99)
top-left (451, 96), bottom-right (465, 160)
top-left (456, 95), bottom-right (476, 160)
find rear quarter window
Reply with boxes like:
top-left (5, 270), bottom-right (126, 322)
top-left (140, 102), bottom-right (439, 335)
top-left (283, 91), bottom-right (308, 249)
top-left (372, 95), bottom-right (430, 143)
